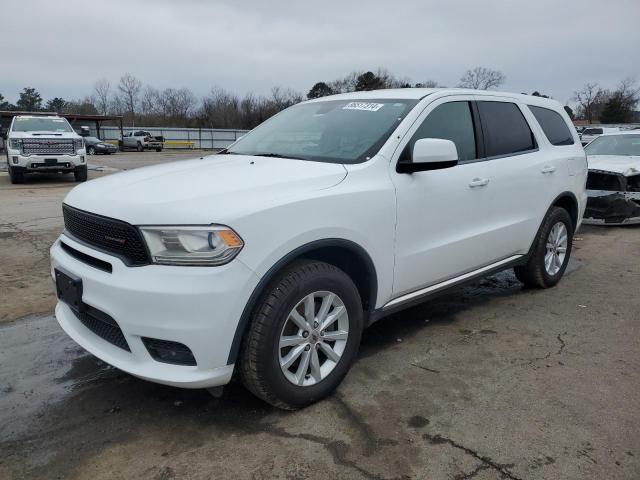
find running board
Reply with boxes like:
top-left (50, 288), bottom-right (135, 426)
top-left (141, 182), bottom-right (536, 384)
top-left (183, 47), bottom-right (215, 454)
top-left (382, 255), bottom-right (523, 311)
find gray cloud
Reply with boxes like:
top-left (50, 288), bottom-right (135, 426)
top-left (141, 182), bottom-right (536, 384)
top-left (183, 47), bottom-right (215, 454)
top-left (2, 0), bottom-right (639, 106)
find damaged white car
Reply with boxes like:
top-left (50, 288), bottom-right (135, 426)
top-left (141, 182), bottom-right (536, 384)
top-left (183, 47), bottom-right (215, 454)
top-left (584, 131), bottom-right (640, 225)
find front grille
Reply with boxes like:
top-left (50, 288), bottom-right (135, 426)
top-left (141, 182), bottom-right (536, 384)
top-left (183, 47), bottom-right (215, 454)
top-left (22, 138), bottom-right (75, 155)
top-left (586, 171), bottom-right (624, 191)
top-left (74, 305), bottom-right (130, 351)
top-left (63, 204), bottom-right (150, 266)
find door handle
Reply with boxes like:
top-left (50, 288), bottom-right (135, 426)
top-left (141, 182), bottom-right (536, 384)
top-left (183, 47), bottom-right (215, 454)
top-left (468, 178), bottom-right (490, 188)
top-left (541, 165), bottom-right (556, 174)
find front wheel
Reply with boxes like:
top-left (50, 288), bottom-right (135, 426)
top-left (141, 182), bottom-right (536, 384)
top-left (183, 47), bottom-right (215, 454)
top-left (136, 143), bottom-right (143, 152)
top-left (514, 206), bottom-right (573, 288)
top-left (87, 146), bottom-right (95, 155)
top-left (74, 165), bottom-right (88, 182)
top-left (8, 165), bottom-right (25, 184)
top-left (240, 260), bottom-right (363, 410)
top-left (155, 147), bottom-right (162, 152)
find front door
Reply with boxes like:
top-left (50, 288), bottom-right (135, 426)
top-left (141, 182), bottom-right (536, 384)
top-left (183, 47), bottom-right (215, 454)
top-left (391, 96), bottom-right (496, 298)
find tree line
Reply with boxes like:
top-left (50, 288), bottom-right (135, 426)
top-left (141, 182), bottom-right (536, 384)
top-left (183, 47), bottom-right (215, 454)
top-left (1, 67), bottom-right (637, 129)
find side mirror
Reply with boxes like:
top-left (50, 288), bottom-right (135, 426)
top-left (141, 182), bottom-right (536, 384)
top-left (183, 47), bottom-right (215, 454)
top-left (397, 138), bottom-right (459, 174)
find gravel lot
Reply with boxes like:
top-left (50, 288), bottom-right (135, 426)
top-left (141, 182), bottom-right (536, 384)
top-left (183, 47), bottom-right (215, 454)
top-left (1, 151), bottom-right (639, 479)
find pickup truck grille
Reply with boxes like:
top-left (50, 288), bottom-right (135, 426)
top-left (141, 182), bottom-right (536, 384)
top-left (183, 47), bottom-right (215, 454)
top-left (22, 138), bottom-right (75, 155)
top-left (63, 205), bottom-right (151, 266)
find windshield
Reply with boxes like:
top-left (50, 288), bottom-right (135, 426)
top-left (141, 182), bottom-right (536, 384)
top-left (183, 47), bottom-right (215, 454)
top-left (585, 134), bottom-right (640, 156)
top-left (11, 117), bottom-right (73, 133)
top-left (226, 99), bottom-right (418, 164)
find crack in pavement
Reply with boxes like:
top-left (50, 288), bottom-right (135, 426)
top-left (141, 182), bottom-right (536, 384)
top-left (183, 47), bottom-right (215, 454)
top-left (423, 433), bottom-right (523, 480)
top-left (263, 425), bottom-right (391, 480)
top-left (410, 363), bottom-right (440, 374)
top-left (454, 463), bottom-right (491, 480)
top-left (556, 332), bottom-right (567, 355)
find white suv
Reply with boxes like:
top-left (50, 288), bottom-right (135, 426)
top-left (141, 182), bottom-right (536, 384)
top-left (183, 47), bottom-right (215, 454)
top-left (5, 115), bottom-right (87, 183)
top-left (50, 89), bottom-right (587, 409)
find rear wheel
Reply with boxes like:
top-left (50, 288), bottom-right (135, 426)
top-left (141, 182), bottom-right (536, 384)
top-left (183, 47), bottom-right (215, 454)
top-left (240, 260), bottom-right (363, 410)
top-left (74, 165), bottom-right (88, 182)
top-left (514, 207), bottom-right (573, 288)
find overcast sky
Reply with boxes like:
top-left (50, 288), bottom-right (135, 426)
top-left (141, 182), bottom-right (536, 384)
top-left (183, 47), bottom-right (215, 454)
top-left (2, 0), bottom-right (639, 107)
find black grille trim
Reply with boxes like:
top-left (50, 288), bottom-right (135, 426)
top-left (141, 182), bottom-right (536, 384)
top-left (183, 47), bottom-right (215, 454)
top-left (63, 204), bottom-right (150, 266)
top-left (73, 305), bottom-right (130, 351)
top-left (60, 241), bottom-right (113, 273)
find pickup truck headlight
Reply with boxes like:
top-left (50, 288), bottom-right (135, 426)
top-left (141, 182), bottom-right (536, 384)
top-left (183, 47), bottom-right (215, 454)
top-left (73, 138), bottom-right (84, 151)
top-left (139, 225), bottom-right (244, 266)
top-left (9, 138), bottom-right (22, 150)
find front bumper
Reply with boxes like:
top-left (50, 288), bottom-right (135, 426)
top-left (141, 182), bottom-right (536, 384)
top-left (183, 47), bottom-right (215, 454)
top-left (583, 190), bottom-right (640, 225)
top-left (7, 152), bottom-right (85, 170)
top-left (50, 234), bottom-right (260, 388)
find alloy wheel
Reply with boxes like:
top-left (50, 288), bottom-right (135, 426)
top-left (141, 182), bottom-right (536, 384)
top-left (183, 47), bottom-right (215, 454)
top-left (545, 221), bottom-right (568, 275)
top-left (278, 291), bottom-right (349, 387)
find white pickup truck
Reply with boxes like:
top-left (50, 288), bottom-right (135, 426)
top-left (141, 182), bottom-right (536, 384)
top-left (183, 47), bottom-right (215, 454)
top-left (3, 115), bottom-right (87, 184)
top-left (119, 130), bottom-right (164, 152)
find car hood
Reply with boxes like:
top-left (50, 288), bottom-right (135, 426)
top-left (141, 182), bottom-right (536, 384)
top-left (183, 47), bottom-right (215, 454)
top-left (10, 131), bottom-right (80, 139)
top-left (587, 155), bottom-right (640, 176)
top-left (64, 154), bottom-right (348, 224)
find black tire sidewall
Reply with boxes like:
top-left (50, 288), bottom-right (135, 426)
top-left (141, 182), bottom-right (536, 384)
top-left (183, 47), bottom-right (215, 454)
top-left (257, 265), bottom-right (363, 407)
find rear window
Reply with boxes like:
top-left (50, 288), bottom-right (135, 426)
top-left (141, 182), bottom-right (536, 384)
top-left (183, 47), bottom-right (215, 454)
top-left (529, 106), bottom-right (574, 146)
top-left (477, 101), bottom-right (536, 157)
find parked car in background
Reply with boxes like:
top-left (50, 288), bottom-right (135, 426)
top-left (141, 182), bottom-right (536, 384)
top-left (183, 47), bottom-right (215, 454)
top-left (84, 136), bottom-right (118, 155)
top-left (4, 115), bottom-right (87, 183)
top-left (119, 130), bottom-right (164, 152)
top-left (580, 127), bottom-right (620, 146)
top-left (583, 131), bottom-right (640, 225)
top-left (51, 89), bottom-right (586, 409)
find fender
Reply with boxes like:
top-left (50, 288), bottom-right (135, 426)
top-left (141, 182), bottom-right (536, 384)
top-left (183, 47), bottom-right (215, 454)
top-left (226, 238), bottom-right (378, 365)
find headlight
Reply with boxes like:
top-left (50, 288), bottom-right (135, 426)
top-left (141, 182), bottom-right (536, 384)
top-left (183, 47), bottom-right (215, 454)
top-left (139, 225), bottom-right (244, 266)
top-left (73, 138), bottom-right (84, 151)
top-left (9, 138), bottom-right (22, 150)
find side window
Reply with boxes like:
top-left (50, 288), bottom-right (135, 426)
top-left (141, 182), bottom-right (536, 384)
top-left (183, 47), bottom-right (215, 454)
top-left (477, 101), bottom-right (536, 157)
top-left (529, 106), bottom-right (574, 146)
top-left (403, 101), bottom-right (477, 161)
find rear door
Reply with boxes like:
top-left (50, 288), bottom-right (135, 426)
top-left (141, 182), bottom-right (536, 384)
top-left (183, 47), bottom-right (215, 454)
top-left (475, 98), bottom-right (560, 256)
top-left (391, 95), bottom-right (496, 297)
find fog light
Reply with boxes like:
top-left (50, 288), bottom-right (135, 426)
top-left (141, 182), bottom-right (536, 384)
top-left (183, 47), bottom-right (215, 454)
top-left (12, 156), bottom-right (19, 165)
top-left (142, 337), bottom-right (196, 366)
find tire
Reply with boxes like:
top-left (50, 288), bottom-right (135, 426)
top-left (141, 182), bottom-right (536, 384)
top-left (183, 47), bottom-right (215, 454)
top-left (155, 148), bottom-right (162, 152)
top-left (87, 146), bottom-right (95, 155)
top-left (74, 165), bottom-right (88, 182)
top-left (514, 206), bottom-right (573, 288)
top-left (8, 165), bottom-right (25, 184)
top-left (136, 143), bottom-right (143, 152)
top-left (240, 260), bottom-right (363, 410)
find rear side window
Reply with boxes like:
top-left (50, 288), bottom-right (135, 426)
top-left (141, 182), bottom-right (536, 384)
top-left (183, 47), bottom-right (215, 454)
top-left (529, 106), bottom-right (574, 146)
top-left (404, 101), bottom-right (477, 161)
top-left (477, 101), bottom-right (536, 157)
top-left (584, 128), bottom-right (603, 135)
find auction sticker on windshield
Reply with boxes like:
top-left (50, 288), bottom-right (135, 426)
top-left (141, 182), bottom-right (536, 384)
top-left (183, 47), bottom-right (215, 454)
top-left (343, 102), bottom-right (385, 112)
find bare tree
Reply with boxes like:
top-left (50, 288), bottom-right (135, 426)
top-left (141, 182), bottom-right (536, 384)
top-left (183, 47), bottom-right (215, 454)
top-left (117, 73), bottom-right (142, 125)
top-left (93, 78), bottom-right (111, 115)
top-left (458, 67), bottom-right (505, 90)
top-left (572, 83), bottom-right (605, 123)
top-left (416, 80), bottom-right (439, 88)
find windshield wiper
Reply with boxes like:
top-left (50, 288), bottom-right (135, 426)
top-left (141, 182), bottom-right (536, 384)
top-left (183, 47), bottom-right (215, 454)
top-left (251, 152), bottom-right (306, 160)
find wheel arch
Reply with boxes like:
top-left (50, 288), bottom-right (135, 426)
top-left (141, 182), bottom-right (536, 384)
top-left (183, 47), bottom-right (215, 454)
top-left (525, 191), bottom-right (579, 258)
top-left (227, 238), bottom-right (378, 365)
